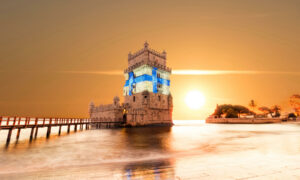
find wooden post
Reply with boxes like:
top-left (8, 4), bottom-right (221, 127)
top-left (35, 118), bottom-right (38, 126)
top-left (6, 128), bottom-right (13, 145)
top-left (29, 127), bottom-right (34, 142)
top-left (34, 126), bottom-right (38, 139)
top-left (43, 118), bottom-right (46, 126)
top-left (58, 125), bottom-right (62, 136)
top-left (25, 117), bottom-right (28, 127)
top-left (13, 117), bottom-right (16, 126)
top-left (0, 116), bottom-right (2, 127)
top-left (46, 126), bottom-right (51, 138)
top-left (74, 124), bottom-right (77, 132)
top-left (86, 123), bottom-right (88, 130)
top-left (18, 117), bottom-right (21, 125)
top-left (46, 118), bottom-right (52, 139)
top-left (16, 128), bottom-right (21, 141)
top-left (67, 125), bottom-right (70, 133)
top-left (7, 117), bottom-right (10, 126)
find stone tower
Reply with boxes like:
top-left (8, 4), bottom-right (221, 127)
top-left (123, 42), bottom-right (173, 126)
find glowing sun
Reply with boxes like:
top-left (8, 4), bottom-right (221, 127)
top-left (185, 90), bottom-right (206, 110)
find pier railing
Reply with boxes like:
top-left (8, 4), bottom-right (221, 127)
top-left (0, 116), bottom-right (117, 145)
top-left (0, 117), bottom-right (91, 127)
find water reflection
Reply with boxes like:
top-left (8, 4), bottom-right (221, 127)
top-left (121, 127), bottom-right (175, 179)
top-left (1, 122), bottom-right (300, 179)
top-left (122, 127), bottom-right (172, 150)
top-left (124, 160), bottom-right (175, 180)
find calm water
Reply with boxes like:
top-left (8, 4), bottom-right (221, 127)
top-left (1, 120), bottom-right (300, 179)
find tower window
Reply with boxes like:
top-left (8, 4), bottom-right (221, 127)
top-left (144, 95), bottom-right (147, 99)
top-left (132, 84), bottom-right (136, 92)
top-left (158, 95), bottom-right (161, 101)
top-left (133, 96), bottom-right (136, 102)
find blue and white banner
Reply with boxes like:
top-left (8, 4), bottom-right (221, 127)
top-left (124, 67), bottom-right (170, 95)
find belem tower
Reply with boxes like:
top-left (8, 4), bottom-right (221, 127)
top-left (89, 42), bottom-right (173, 127)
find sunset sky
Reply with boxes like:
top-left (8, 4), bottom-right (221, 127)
top-left (0, 0), bottom-right (299, 120)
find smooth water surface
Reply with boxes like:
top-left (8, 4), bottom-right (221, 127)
top-left (1, 120), bottom-right (300, 179)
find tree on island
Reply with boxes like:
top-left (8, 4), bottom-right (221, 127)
top-left (258, 105), bottom-right (281, 118)
top-left (271, 105), bottom-right (281, 118)
top-left (258, 106), bottom-right (272, 117)
top-left (213, 104), bottom-right (252, 118)
top-left (248, 100), bottom-right (257, 113)
top-left (290, 94), bottom-right (300, 116)
top-left (234, 105), bottom-right (252, 118)
top-left (288, 113), bottom-right (297, 119)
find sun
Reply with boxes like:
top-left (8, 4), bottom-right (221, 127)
top-left (185, 90), bottom-right (206, 110)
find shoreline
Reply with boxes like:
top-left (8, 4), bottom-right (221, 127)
top-left (206, 117), bottom-right (300, 124)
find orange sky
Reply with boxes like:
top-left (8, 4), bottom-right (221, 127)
top-left (0, 0), bottom-right (299, 119)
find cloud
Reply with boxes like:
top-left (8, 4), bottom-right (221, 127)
top-left (59, 70), bottom-right (300, 76)
top-left (172, 70), bottom-right (300, 76)
top-left (60, 70), bottom-right (123, 75)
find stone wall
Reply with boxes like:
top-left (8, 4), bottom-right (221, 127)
top-left (124, 91), bottom-right (173, 126)
top-left (126, 109), bottom-right (172, 126)
top-left (89, 97), bottom-right (123, 123)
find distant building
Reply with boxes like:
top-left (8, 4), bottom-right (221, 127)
top-left (89, 42), bottom-right (173, 127)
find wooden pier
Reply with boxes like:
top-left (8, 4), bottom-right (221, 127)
top-left (0, 116), bottom-right (117, 145)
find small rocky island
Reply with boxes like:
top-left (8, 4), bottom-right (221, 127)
top-left (206, 100), bottom-right (300, 124)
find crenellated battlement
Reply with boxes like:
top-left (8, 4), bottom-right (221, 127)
top-left (128, 42), bottom-right (166, 61)
top-left (89, 96), bottom-right (122, 114)
top-left (92, 104), bottom-right (119, 112)
top-left (127, 42), bottom-right (167, 69)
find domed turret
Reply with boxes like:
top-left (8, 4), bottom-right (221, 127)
top-left (113, 96), bottom-right (120, 106)
top-left (89, 101), bottom-right (95, 114)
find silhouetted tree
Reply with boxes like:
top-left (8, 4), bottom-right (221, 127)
top-left (258, 106), bottom-right (272, 117)
top-left (290, 94), bottom-right (300, 116)
top-left (271, 105), bottom-right (281, 118)
top-left (248, 100), bottom-right (257, 114)
top-left (233, 105), bottom-right (251, 118)
top-left (213, 104), bottom-right (251, 118)
top-left (288, 113), bottom-right (297, 119)
top-left (225, 108), bottom-right (238, 118)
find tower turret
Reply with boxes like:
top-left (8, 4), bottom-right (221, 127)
top-left (123, 42), bottom-right (171, 97)
top-left (122, 42), bottom-right (173, 126)
top-left (89, 101), bottom-right (95, 115)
